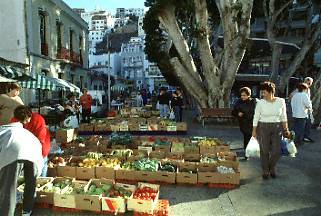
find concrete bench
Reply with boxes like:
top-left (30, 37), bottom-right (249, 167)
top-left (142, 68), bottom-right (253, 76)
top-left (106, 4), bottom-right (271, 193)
top-left (200, 108), bottom-right (233, 127)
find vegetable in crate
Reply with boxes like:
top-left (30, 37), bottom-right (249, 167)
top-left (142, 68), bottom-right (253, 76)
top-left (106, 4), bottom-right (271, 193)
top-left (133, 158), bottom-right (159, 172)
top-left (154, 137), bottom-right (170, 146)
top-left (121, 161), bottom-right (134, 170)
top-left (87, 184), bottom-right (113, 196)
top-left (111, 149), bottom-right (133, 158)
top-left (200, 156), bottom-right (218, 164)
top-left (109, 132), bottom-right (133, 146)
top-left (108, 186), bottom-right (133, 198)
top-left (159, 163), bottom-right (177, 172)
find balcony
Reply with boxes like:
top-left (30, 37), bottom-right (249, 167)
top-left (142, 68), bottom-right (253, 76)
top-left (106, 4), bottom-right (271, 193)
top-left (41, 43), bottom-right (48, 56)
top-left (56, 48), bottom-right (82, 65)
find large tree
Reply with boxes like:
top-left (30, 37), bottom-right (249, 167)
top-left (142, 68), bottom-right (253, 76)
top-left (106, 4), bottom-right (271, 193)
top-left (144, 0), bottom-right (254, 108)
top-left (261, 0), bottom-right (321, 93)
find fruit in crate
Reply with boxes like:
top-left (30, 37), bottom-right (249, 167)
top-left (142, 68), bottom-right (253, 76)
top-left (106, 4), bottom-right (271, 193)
top-left (198, 139), bottom-right (222, 147)
top-left (200, 156), bottom-right (218, 164)
top-left (48, 156), bottom-right (66, 168)
top-left (79, 158), bottom-right (99, 168)
top-left (98, 158), bottom-right (121, 168)
top-left (133, 187), bottom-right (158, 200)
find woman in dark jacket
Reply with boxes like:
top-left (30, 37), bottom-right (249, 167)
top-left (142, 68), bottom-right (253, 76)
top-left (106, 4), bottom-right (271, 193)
top-left (232, 87), bottom-right (257, 158)
top-left (171, 88), bottom-right (184, 122)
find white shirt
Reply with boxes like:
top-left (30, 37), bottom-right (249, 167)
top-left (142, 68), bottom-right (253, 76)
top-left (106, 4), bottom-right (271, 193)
top-left (0, 122), bottom-right (43, 176)
top-left (291, 92), bottom-right (312, 118)
top-left (253, 97), bottom-right (287, 127)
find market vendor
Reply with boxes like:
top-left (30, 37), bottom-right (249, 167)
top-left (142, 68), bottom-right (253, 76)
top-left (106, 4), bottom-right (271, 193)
top-left (11, 105), bottom-right (51, 177)
top-left (0, 110), bottom-right (43, 216)
top-left (80, 88), bottom-right (92, 123)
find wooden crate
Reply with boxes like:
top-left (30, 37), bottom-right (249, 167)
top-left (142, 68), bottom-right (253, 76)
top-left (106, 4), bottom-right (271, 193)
top-left (127, 182), bottom-right (160, 214)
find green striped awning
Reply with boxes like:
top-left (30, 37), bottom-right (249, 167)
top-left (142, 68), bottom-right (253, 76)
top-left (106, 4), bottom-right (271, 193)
top-left (20, 74), bottom-right (81, 92)
top-left (20, 74), bottom-right (59, 91)
top-left (0, 65), bottom-right (34, 81)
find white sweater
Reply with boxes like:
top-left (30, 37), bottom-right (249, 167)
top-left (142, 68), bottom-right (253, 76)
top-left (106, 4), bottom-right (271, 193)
top-left (253, 97), bottom-right (287, 127)
top-left (291, 92), bottom-right (312, 118)
top-left (0, 122), bottom-right (43, 176)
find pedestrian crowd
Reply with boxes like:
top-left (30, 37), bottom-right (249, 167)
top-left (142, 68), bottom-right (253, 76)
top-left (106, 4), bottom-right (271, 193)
top-left (232, 77), bottom-right (314, 180)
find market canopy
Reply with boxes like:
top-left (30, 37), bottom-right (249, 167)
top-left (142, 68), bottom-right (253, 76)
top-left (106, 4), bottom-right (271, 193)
top-left (20, 73), bottom-right (80, 93)
top-left (0, 65), bottom-right (34, 81)
top-left (111, 83), bottom-right (128, 92)
top-left (0, 75), bottom-right (16, 83)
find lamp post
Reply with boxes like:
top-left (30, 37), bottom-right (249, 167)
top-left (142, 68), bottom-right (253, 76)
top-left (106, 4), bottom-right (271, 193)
top-left (107, 34), bottom-right (111, 110)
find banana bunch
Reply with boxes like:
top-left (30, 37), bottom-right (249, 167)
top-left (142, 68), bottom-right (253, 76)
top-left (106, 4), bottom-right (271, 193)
top-left (79, 158), bottom-right (99, 168)
top-left (99, 158), bottom-right (121, 168)
top-left (87, 152), bottom-right (103, 160)
top-left (198, 139), bottom-right (218, 147)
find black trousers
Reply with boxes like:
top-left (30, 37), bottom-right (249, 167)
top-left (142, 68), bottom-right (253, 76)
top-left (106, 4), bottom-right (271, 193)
top-left (82, 109), bottom-right (91, 123)
top-left (0, 161), bottom-right (37, 216)
top-left (242, 132), bottom-right (252, 150)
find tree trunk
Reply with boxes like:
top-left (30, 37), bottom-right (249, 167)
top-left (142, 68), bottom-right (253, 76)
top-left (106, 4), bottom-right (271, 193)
top-left (311, 73), bottom-right (321, 125)
top-left (270, 43), bottom-right (282, 84)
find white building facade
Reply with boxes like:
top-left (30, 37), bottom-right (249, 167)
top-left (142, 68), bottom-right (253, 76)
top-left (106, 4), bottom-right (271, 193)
top-left (0, 0), bottom-right (89, 105)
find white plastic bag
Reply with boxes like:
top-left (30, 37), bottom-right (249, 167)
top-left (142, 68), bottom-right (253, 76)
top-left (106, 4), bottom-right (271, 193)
top-left (286, 138), bottom-right (297, 157)
top-left (245, 137), bottom-right (260, 158)
top-left (156, 102), bottom-right (160, 110)
top-left (169, 110), bottom-right (175, 120)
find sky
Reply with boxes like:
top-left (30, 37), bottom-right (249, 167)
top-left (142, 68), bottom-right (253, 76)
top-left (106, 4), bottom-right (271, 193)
top-left (63, 0), bottom-right (146, 13)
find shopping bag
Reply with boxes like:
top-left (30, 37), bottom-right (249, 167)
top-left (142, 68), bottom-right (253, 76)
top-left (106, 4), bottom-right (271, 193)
top-left (286, 139), bottom-right (297, 157)
top-left (156, 102), bottom-right (160, 110)
top-left (245, 137), bottom-right (260, 158)
top-left (169, 110), bottom-right (175, 120)
top-left (280, 137), bottom-right (289, 156)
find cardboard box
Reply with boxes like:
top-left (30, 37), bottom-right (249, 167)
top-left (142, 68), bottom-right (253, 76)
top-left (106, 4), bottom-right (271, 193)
top-left (176, 122), bottom-right (187, 131)
top-left (127, 182), bottom-right (160, 214)
top-left (183, 153), bottom-right (200, 162)
top-left (119, 125), bottom-right (129, 131)
top-left (198, 170), bottom-right (240, 185)
top-left (178, 162), bottom-right (198, 170)
top-left (197, 163), bottom-right (217, 172)
top-left (102, 183), bottom-right (136, 213)
top-left (76, 167), bottom-right (95, 180)
top-left (135, 171), bottom-right (157, 182)
top-left (138, 146), bottom-right (153, 154)
top-left (94, 124), bottom-right (111, 132)
top-left (115, 169), bottom-right (137, 181)
top-left (79, 123), bottom-right (94, 132)
top-left (199, 145), bottom-right (230, 154)
top-left (56, 129), bottom-right (75, 144)
top-left (176, 171), bottom-right (197, 184)
top-left (35, 177), bottom-right (55, 204)
top-left (57, 166), bottom-right (76, 178)
top-left (218, 160), bottom-right (240, 170)
top-left (139, 124), bottom-right (149, 131)
top-left (95, 167), bottom-right (116, 179)
top-left (47, 167), bottom-right (57, 177)
top-left (155, 145), bottom-right (171, 152)
top-left (157, 124), bottom-right (167, 131)
top-left (129, 124), bottom-right (140, 131)
top-left (147, 118), bottom-right (158, 125)
top-left (53, 177), bottom-right (77, 208)
top-left (149, 151), bottom-right (166, 159)
top-left (148, 124), bottom-right (158, 131)
top-left (111, 125), bottom-right (120, 132)
top-left (166, 125), bottom-right (177, 132)
top-left (184, 145), bottom-right (199, 154)
top-left (154, 171), bottom-right (176, 184)
top-left (75, 179), bottom-right (114, 212)
top-left (166, 152), bottom-right (184, 160)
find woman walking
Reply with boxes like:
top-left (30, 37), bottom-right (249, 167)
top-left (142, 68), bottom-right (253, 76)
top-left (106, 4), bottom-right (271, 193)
top-left (252, 82), bottom-right (290, 179)
top-left (158, 88), bottom-right (170, 118)
top-left (171, 88), bottom-right (184, 122)
top-left (232, 87), bottom-right (256, 159)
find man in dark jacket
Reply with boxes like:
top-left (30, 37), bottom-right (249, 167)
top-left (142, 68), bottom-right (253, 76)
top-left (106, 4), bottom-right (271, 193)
top-left (232, 87), bottom-right (257, 158)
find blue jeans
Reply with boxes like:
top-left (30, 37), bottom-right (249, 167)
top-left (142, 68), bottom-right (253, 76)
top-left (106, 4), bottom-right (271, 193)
top-left (304, 115), bottom-right (312, 139)
top-left (293, 118), bottom-right (307, 146)
top-left (41, 157), bottom-right (48, 177)
top-left (159, 104), bottom-right (168, 118)
top-left (173, 106), bottom-right (182, 122)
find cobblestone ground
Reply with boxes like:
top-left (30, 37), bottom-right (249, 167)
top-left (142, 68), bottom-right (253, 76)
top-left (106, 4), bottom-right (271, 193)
top-left (16, 112), bottom-right (321, 216)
